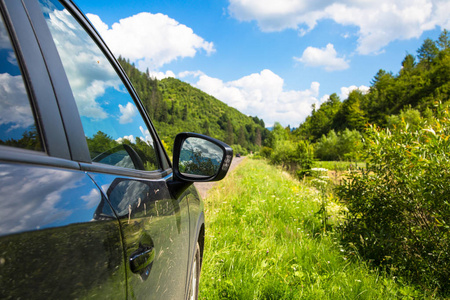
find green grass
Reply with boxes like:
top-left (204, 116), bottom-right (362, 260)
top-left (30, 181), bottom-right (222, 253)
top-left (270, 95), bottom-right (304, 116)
top-left (199, 158), bottom-right (425, 299)
top-left (313, 161), bottom-right (366, 172)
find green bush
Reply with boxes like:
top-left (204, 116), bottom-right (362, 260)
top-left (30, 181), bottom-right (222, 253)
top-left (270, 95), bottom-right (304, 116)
top-left (259, 146), bottom-right (273, 158)
top-left (337, 107), bottom-right (450, 296)
top-left (314, 129), bottom-right (363, 161)
top-left (270, 140), bottom-right (314, 176)
top-left (231, 144), bottom-right (248, 156)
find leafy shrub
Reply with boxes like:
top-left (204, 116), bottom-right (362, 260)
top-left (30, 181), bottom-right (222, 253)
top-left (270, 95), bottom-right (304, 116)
top-left (314, 129), bottom-right (363, 161)
top-left (270, 140), bottom-right (314, 177)
top-left (231, 144), bottom-right (248, 156)
top-left (337, 107), bottom-right (450, 295)
top-left (386, 107), bottom-right (423, 131)
top-left (259, 146), bottom-right (273, 158)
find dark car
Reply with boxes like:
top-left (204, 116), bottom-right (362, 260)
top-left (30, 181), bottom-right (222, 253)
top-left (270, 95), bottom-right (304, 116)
top-left (0, 0), bottom-right (232, 298)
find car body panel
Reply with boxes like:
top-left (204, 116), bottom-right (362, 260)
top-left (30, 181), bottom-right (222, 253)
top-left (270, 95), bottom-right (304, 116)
top-left (0, 161), bottom-right (126, 299)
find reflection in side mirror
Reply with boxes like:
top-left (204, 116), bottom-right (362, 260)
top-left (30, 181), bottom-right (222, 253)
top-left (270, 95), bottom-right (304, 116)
top-left (172, 133), bottom-right (233, 183)
top-left (179, 137), bottom-right (223, 177)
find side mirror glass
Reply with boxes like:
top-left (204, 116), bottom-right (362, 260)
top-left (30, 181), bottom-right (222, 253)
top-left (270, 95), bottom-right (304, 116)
top-left (179, 137), bottom-right (223, 177)
top-left (173, 133), bottom-right (233, 182)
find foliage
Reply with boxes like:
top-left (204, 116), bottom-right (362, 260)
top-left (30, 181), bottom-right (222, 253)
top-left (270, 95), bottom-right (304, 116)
top-left (268, 139), bottom-right (314, 177)
top-left (0, 126), bottom-right (42, 151)
top-left (231, 144), bottom-right (248, 156)
top-left (386, 107), bottom-right (423, 130)
top-left (199, 159), bottom-right (425, 299)
top-left (337, 107), bottom-right (450, 296)
top-left (315, 129), bottom-right (363, 161)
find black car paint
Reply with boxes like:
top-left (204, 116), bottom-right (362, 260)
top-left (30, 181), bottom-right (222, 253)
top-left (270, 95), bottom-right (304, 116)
top-left (0, 160), bottom-right (126, 299)
top-left (0, 0), bottom-right (232, 298)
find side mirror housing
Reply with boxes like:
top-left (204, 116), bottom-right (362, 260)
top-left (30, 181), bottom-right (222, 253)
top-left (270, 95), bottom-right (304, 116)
top-left (172, 133), bottom-right (233, 182)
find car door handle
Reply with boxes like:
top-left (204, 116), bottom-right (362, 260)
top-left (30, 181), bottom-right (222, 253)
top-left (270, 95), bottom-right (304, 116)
top-left (129, 243), bottom-right (155, 274)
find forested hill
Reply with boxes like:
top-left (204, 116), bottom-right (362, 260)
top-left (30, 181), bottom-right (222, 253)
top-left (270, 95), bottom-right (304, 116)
top-left (118, 57), bottom-right (269, 153)
top-left (295, 30), bottom-right (450, 142)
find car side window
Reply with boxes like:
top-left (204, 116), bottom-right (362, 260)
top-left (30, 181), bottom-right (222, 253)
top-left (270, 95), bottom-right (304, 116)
top-left (0, 15), bottom-right (42, 151)
top-left (38, 0), bottom-right (160, 171)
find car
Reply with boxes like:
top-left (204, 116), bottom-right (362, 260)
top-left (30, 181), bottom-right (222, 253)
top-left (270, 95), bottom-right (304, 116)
top-left (0, 0), bottom-right (232, 299)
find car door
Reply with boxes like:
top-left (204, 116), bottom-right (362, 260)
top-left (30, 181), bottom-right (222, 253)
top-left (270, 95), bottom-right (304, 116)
top-left (0, 1), bottom-right (126, 299)
top-left (29, 0), bottom-right (193, 298)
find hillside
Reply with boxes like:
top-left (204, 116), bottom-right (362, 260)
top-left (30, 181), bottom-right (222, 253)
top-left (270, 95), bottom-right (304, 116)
top-left (118, 57), bottom-right (269, 153)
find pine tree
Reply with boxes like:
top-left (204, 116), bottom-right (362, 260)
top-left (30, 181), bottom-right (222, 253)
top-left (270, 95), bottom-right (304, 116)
top-left (255, 127), bottom-right (262, 147)
top-left (226, 120), bottom-right (234, 145)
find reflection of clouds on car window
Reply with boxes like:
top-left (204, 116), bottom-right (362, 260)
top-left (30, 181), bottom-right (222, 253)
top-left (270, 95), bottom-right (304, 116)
top-left (0, 73), bottom-right (34, 130)
top-left (0, 16), bottom-right (40, 147)
top-left (41, 1), bottom-right (118, 120)
top-left (0, 21), bottom-right (11, 50)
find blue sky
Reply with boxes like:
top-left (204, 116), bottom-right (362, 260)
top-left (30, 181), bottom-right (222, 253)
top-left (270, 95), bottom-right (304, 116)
top-left (76, 0), bottom-right (449, 127)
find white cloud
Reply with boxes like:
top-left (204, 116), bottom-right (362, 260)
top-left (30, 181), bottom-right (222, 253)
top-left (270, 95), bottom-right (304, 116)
top-left (148, 70), bottom-right (176, 80)
top-left (116, 135), bottom-right (136, 144)
top-left (194, 69), bottom-right (320, 127)
top-left (340, 85), bottom-right (370, 100)
top-left (178, 70), bottom-right (205, 79)
top-left (228, 0), bottom-right (449, 54)
top-left (118, 102), bottom-right (137, 124)
top-left (87, 12), bottom-right (215, 71)
top-left (295, 43), bottom-right (349, 71)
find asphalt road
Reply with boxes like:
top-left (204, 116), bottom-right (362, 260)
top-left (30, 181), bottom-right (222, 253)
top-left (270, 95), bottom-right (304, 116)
top-left (194, 156), bottom-right (245, 199)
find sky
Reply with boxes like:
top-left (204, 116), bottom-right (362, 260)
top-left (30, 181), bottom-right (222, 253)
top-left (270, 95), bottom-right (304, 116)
top-left (75, 0), bottom-right (449, 128)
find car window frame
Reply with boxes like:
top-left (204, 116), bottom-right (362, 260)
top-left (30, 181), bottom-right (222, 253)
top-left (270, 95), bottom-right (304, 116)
top-left (21, 0), bottom-right (173, 178)
top-left (1, 0), bottom-right (71, 161)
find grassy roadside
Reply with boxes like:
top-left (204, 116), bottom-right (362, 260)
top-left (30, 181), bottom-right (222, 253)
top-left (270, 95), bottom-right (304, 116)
top-left (199, 158), bottom-right (423, 299)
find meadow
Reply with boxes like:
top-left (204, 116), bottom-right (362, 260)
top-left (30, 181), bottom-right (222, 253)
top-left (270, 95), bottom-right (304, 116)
top-left (199, 158), bottom-right (426, 299)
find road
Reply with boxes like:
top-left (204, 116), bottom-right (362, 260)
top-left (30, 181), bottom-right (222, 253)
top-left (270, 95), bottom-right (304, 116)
top-left (194, 156), bottom-right (245, 199)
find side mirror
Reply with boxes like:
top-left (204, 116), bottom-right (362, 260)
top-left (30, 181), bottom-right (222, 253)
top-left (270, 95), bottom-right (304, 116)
top-left (172, 133), bottom-right (233, 182)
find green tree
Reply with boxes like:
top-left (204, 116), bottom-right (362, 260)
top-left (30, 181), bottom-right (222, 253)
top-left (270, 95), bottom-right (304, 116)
top-left (238, 126), bottom-right (246, 148)
top-left (417, 38), bottom-right (439, 67)
top-left (334, 90), bottom-right (367, 131)
top-left (401, 53), bottom-right (416, 74)
top-left (182, 104), bottom-right (188, 121)
top-left (202, 120), bottom-right (210, 136)
top-left (226, 120), bottom-right (234, 145)
top-left (437, 29), bottom-right (450, 50)
top-left (255, 127), bottom-right (262, 147)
